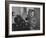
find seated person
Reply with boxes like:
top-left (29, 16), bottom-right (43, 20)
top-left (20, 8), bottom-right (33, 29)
top-left (12, 15), bottom-right (30, 31)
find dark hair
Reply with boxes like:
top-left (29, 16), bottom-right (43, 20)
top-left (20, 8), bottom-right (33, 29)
top-left (28, 9), bottom-right (34, 13)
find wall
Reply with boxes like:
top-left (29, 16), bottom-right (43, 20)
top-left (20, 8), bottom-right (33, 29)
top-left (0, 0), bottom-right (46, 38)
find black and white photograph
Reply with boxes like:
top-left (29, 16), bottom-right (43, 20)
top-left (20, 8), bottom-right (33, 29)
top-left (5, 1), bottom-right (45, 37)
top-left (9, 4), bottom-right (43, 35)
top-left (12, 7), bottom-right (40, 31)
